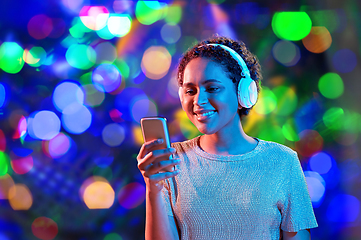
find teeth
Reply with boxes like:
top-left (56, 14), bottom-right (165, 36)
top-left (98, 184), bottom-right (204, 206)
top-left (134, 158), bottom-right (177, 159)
top-left (198, 111), bottom-right (215, 117)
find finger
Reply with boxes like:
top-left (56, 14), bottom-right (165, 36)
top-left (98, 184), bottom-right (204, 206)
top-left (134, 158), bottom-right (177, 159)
top-left (145, 159), bottom-right (181, 176)
top-left (148, 170), bottom-right (180, 183)
top-left (138, 148), bottom-right (175, 170)
top-left (137, 138), bottom-right (163, 160)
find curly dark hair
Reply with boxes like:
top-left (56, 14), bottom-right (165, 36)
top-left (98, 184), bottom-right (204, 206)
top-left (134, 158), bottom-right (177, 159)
top-left (177, 35), bottom-right (262, 120)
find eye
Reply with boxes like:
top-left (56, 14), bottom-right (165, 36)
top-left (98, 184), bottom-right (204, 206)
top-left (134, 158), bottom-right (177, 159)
top-left (207, 86), bottom-right (220, 92)
top-left (185, 89), bottom-right (195, 95)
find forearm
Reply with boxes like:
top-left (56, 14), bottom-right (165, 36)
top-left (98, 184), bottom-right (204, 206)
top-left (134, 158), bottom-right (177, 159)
top-left (145, 190), bottom-right (178, 240)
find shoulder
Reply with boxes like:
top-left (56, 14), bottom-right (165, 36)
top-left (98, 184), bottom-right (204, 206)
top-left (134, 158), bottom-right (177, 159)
top-left (258, 139), bottom-right (298, 158)
top-left (171, 135), bottom-right (200, 153)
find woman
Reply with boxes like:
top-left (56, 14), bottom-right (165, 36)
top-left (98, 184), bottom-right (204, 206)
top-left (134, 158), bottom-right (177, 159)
top-left (137, 36), bottom-right (318, 240)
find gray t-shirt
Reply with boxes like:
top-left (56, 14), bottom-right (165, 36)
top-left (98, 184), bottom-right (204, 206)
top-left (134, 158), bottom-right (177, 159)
top-left (162, 136), bottom-right (318, 240)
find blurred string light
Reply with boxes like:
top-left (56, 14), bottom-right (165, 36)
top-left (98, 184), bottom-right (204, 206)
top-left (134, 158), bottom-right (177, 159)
top-left (117, 182), bottom-right (145, 209)
top-left (295, 129), bottom-right (324, 157)
top-left (42, 132), bottom-right (71, 159)
top-left (272, 86), bottom-right (298, 116)
top-left (302, 26), bottom-right (332, 53)
top-left (94, 42), bottom-right (117, 64)
top-left (92, 63), bottom-right (122, 93)
top-left (272, 40), bottom-right (300, 66)
top-left (161, 24), bottom-right (181, 44)
top-left (65, 44), bottom-right (96, 70)
top-left (135, 1), bottom-right (167, 25)
top-left (254, 86), bottom-right (277, 115)
top-left (0, 174), bottom-right (15, 199)
top-left (304, 171), bottom-right (326, 207)
top-left (80, 176), bottom-right (114, 209)
top-left (27, 14), bottom-right (53, 39)
top-left (31, 217), bottom-right (58, 240)
top-left (272, 12), bottom-right (312, 41)
top-left (326, 194), bottom-right (360, 222)
top-left (318, 72), bottom-right (344, 99)
top-left (141, 46), bottom-right (172, 79)
top-left (101, 123), bottom-right (125, 147)
top-left (8, 184), bottom-right (33, 210)
top-left (332, 49), bottom-right (357, 73)
top-left (27, 111), bottom-right (61, 140)
top-left (0, 42), bottom-right (24, 74)
top-left (11, 155), bottom-right (33, 174)
top-left (309, 152), bottom-right (333, 174)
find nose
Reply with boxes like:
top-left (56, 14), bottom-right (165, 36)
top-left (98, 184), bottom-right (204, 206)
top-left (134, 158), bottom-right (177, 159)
top-left (194, 90), bottom-right (208, 106)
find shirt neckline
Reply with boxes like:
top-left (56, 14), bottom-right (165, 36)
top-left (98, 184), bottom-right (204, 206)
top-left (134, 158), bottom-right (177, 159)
top-left (190, 135), bottom-right (263, 162)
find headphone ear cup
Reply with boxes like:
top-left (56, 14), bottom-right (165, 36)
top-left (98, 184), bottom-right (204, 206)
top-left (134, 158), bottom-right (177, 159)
top-left (237, 77), bottom-right (258, 108)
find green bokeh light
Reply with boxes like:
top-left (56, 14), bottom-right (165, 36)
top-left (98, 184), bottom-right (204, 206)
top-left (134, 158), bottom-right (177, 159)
top-left (207, 0), bottom-right (226, 4)
top-left (343, 110), bottom-right (361, 133)
top-left (272, 12), bottom-right (312, 41)
top-left (0, 42), bottom-right (25, 74)
top-left (69, 18), bottom-right (91, 39)
top-left (104, 233), bottom-right (122, 240)
top-left (272, 86), bottom-right (298, 116)
top-left (135, 1), bottom-right (165, 25)
top-left (115, 59), bottom-right (130, 79)
top-left (65, 44), bottom-right (96, 70)
top-left (318, 72), bottom-right (344, 99)
top-left (28, 46), bottom-right (46, 67)
top-left (308, 10), bottom-right (339, 33)
top-left (258, 124), bottom-right (285, 144)
top-left (0, 151), bottom-right (9, 176)
top-left (282, 119), bottom-right (300, 141)
top-left (323, 107), bottom-right (344, 130)
top-left (164, 5), bottom-right (182, 25)
top-left (254, 87), bottom-right (277, 115)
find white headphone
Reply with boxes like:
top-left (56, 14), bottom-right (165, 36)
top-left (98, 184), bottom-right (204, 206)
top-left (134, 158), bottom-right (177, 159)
top-left (178, 43), bottom-right (258, 109)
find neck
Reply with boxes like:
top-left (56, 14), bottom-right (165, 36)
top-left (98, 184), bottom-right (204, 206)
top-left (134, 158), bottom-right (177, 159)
top-left (199, 122), bottom-right (257, 155)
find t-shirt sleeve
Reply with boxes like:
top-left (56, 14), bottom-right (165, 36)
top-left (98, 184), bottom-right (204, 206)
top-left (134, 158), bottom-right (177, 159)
top-left (161, 178), bottom-right (175, 216)
top-left (279, 151), bottom-right (318, 232)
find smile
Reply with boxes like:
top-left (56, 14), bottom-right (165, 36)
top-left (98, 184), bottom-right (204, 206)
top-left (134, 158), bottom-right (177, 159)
top-left (195, 111), bottom-right (217, 121)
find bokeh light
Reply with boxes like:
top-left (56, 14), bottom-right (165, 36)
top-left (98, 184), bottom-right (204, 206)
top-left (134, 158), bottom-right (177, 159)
top-left (323, 107), bottom-right (344, 130)
top-left (30, 111), bottom-right (61, 140)
top-left (11, 155), bottom-right (33, 174)
top-left (272, 40), bottom-right (301, 66)
top-left (332, 49), bottom-right (357, 73)
top-left (65, 44), bottom-right (96, 70)
top-left (118, 182), bottom-right (145, 209)
top-left (327, 194), bottom-right (360, 222)
top-left (94, 41), bottom-right (117, 64)
top-left (302, 26), bottom-right (332, 53)
top-left (23, 46), bottom-right (47, 67)
top-left (81, 177), bottom-right (115, 209)
top-left (272, 86), bottom-right (298, 116)
top-left (141, 46), bottom-right (172, 80)
top-left (79, 6), bottom-right (109, 31)
top-left (62, 103), bottom-right (92, 134)
top-left (282, 119), bottom-right (300, 141)
top-left (102, 123), bottom-right (125, 147)
top-left (258, 124), bottom-right (285, 144)
top-left (27, 14), bottom-right (53, 39)
top-left (31, 217), bottom-right (58, 240)
top-left (161, 24), bottom-right (181, 44)
top-left (304, 171), bottom-right (326, 206)
top-left (164, 4), bottom-right (182, 25)
top-left (0, 151), bottom-right (10, 176)
top-left (92, 63), bottom-right (122, 93)
top-left (131, 97), bottom-right (158, 123)
top-left (272, 12), bottom-right (312, 41)
top-left (0, 83), bottom-right (6, 108)
top-left (0, 174), bottom-right (15, 199)
top-left (0, 129), bottom-right (6, 151)
top-left (135, 1), bottom-right (165, 25)
top-left (53, 81), bottom-right (84, 112)
top-left (107, 14), bottom-right (132, 37)
top-left (44, 132), bottom-right (71, 158)
top-left (0, 42), bottom-right (25, 74)
top-left (318, 72), bottom-right (344, 99)
top-left (82, 84), bottom-right (105, 107)
top-left (8, 184), bottom-right (33, 210)
top-left (309, 152), bottom-right (333, 174)
top-left (104, 232), bottom-right (123, 240)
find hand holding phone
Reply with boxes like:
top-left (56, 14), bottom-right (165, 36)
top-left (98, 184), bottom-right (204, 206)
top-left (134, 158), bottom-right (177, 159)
top-left (140, 117), bottom-right (174, 172)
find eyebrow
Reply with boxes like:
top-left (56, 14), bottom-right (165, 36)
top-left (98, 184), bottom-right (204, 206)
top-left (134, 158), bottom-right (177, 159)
top-left (182, 79), bottom-right (222, 87)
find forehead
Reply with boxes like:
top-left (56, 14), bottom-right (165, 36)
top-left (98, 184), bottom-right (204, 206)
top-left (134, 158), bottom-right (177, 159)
top-left (183, 58), bottom-right (231, 85)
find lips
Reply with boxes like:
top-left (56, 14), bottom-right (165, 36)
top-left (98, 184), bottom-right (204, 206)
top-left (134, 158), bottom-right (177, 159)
top-left (194, 110), bottom-right (217, 121)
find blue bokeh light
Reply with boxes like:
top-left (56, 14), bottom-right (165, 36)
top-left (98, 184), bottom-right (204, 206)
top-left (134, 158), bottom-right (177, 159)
top-left (309, 152), bottom-right (333, 174)
top-left (62, 103), bottom-right (92, 134)
top-left (332, 49), bottom-right (357, 73)
top-left (326, 194), bottom-right (360, 222)
top-left (92, 63), bottom-right (122, 93)
top-left (304, 171), bottom-right (326, 207)
top-left (53, 81), bottom-right (84, 112)
top-left (0, 83), bottom-right (6, 108)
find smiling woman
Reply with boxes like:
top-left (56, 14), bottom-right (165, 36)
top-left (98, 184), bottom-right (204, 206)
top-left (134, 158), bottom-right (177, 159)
top-left (136, 36), bottom-right (318, 240)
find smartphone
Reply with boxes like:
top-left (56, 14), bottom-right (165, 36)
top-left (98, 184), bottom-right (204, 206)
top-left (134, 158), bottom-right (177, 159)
top-left (140, 117), bottom-right (174, 172)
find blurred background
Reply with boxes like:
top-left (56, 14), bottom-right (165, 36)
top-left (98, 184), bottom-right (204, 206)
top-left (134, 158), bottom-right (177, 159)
top-left (0, 0), bottom-right (360, 239)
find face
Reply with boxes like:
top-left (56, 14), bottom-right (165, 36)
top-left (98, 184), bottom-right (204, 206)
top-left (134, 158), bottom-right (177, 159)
top-left (180, 58), bottom-right (241, 135)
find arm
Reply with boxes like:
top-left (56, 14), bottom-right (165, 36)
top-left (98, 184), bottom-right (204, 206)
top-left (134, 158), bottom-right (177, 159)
top-left (283, 229), bottom-right (311, 240)
top-left (137, 139), bottom-right (180, 240)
